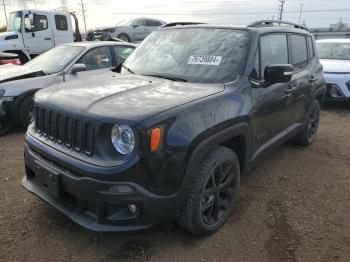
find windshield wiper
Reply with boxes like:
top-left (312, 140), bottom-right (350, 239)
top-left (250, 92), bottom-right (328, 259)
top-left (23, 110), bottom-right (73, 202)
top-left (143, 74), bottom-right (188, 82)
top-left (122, 64), bottom-right (135, 74)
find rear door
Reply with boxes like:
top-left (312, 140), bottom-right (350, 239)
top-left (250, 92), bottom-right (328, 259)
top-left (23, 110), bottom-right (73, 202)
top-left (133, 19), bottom-right (149, 41)
top-left (287, 34), bottom-right (314, 126)
top-left (250, 33), bottom-right (293, 153)
top-left (52, 14), bottom-right (74, 45)
top-left (23, 11), bottom-right (54, 54)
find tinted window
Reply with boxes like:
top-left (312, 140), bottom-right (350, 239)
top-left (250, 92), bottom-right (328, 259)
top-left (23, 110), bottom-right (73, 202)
top-left (290, 34), bottom-right (308, 68)
top-left (113, 46), bottom-right (135, 65)
top-left (124, 28), bottom-right (249, 84)
top-left (34, 14), bottom-right (48, 31)
top-left (260, 34), bottom-right (288, 78)
top-left (147, 20), bottom-right (162, 27)
top-left (55, 15), bottom-right (68, 31)
top-left (78, 47), bottom-right (113, 71)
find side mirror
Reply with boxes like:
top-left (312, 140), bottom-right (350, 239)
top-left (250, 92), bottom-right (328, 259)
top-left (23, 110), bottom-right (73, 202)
top-left (70, 63), bottom-right (87, 74)
top-left (264, 64), bottom-right (294, 84)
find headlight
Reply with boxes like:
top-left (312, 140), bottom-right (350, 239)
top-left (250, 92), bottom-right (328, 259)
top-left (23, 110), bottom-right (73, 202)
top-left (111, 124), bottom-right (135, 155)
top-left (0, 90), bottom-right (5, 98)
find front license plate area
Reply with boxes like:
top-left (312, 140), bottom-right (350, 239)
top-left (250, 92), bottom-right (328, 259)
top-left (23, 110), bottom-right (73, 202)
top-left (34, 160), bottom-right (61, 198)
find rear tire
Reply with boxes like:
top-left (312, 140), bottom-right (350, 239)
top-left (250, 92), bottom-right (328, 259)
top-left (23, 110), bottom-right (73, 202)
top-left (117, 33), bottom-right (131, 42)
top-left (178, 146), bottom-right (240, 236)
top-left (18, 96), bottom-right (34, 129)
top-left (292, 99), bottom-right (320, 146)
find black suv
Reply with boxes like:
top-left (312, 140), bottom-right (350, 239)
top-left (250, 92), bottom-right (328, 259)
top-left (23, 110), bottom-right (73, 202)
top-left (22, 20), bottom-right (326, 236)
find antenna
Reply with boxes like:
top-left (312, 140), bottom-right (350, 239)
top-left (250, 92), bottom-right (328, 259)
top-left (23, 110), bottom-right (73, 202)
top-left (278, 0), bottom-right (286, 21)
top-left (298, 3), bottom-right (303, 24)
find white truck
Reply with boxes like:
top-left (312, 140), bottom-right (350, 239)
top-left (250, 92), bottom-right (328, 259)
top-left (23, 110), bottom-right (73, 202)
top-left (0, 10), bottom-right (82, 63)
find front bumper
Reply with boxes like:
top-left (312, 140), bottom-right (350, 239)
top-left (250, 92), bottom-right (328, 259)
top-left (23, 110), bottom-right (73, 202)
top-left (22, 142), bottom-right (185, 232)
top-left (323, 73), bottom-right (350, 103)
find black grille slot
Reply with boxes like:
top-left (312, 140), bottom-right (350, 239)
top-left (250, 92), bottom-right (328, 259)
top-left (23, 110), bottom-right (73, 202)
top-left (34, 106), bottom-right (95, 156)
top-left (64, 116), bottom-right (73, 148)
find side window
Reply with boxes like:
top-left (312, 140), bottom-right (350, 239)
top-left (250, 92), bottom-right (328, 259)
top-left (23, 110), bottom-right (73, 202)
top-left (135, 20), bottom-right (146, 27)
top-left (113, 46), bottom-right (135, 65)
top-left (290, 34), bottom-right (308, 69)
top-left (78, 47), bottom-right (113, 71)
top-left (34, 14), bottom-right (48, 31)
top-left (55, 15), bottom-right (68, 31)
top-left (147, 20), bottom-right (162, 27)
top-left (307, 36), bottom-right (315, 59)
top-left (260, 34), bottom-right (288, 79)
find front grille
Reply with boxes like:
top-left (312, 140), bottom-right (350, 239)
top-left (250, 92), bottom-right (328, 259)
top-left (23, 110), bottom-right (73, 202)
top-left (34, 105), bottom-right (95, 156)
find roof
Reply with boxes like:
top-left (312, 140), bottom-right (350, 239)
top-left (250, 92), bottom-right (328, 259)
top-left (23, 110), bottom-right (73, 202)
top-left (62, 41), bottom-right (137, 48)
top-left (316, 39), bottom-right (350, 43)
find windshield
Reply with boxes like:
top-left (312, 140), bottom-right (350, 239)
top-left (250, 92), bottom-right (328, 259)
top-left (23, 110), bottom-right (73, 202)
top-left (123, 28), bottom-right (249, 83)
top-left (24, 45), bottom-right (84, 74)
top-left (317, 42), bottom-right (350, 60)
top-left (116, 19), bottom-right (132, 27)
top-left (8, 11), bottom-right (22, 33)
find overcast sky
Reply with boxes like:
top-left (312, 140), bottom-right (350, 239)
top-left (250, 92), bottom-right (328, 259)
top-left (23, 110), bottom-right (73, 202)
top-left (1, 0), bottom-right (350, 30)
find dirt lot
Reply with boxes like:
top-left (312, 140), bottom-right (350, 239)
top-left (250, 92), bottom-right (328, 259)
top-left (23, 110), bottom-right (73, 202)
top-left (0, 106), bottom-right (350, 262)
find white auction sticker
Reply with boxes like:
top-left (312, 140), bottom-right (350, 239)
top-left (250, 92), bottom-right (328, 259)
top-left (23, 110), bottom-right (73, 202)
top-left (187, 55), bottom-right (222, 66)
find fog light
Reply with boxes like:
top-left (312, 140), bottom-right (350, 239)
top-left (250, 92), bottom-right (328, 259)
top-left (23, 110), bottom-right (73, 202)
top-left (128, 204), bottom-right (137, 213)
top-left (327, 84), bottom-right (344, 98)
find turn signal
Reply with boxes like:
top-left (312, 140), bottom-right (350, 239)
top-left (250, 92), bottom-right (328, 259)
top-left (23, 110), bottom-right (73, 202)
top-left (150, 127), bottom-right (161, 152)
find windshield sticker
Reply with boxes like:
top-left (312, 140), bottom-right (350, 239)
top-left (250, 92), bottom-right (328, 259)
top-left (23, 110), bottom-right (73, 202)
top-left (187, 55), bottom-right (222, 66)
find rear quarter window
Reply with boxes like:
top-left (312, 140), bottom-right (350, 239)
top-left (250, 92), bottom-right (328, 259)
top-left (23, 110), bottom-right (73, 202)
top-left (55, 15), bottom-right (68, 31)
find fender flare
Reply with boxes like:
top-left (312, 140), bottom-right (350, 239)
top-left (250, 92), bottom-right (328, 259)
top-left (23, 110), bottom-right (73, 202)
top-left (177, 122), bottom-right (252, 203)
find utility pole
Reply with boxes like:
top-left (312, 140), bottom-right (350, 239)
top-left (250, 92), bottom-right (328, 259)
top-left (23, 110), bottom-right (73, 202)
top-left (278, 0), bottom-right (285, 21)
top-left (2, 0), bottom-right (8, 27)
top-left (298, 3), bottom-right (303, 24)
top-left (79, 0), bottom-right (87, 35)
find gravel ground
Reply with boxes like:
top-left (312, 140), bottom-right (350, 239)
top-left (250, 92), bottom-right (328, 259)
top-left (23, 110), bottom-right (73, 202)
top-left (0, 106), bottom-right (349, 262)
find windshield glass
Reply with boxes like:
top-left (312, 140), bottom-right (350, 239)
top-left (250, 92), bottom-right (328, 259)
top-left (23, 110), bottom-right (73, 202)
top-left (24, 45), bottom-right (84, 74)
top-left (116, 19), bottom-right (132, 27)
top-left (123, 28), bottom-right (249, 83)
top-left (317, 42), bottom-right (350, 60)
top-left (8, 11), bottom-right (22, 33)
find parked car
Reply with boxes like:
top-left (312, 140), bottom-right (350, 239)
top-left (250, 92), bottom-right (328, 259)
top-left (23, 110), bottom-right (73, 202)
top-left (22, 21), bottom-right (326, 236)
top-left (317, 39), bottom-right (350, 103)
top-left (0, 52), bottom-right (21, 65)
top-left (103, 18), bottom-right (166, 42)
top-left (0, 10), bottom-right (82, 63)
top-left (0, 41), bottom-right (136, 135)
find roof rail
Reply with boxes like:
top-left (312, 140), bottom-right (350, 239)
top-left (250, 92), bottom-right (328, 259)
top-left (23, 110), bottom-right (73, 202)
top-left (162, 22), bottom-right (205, 28)
top-left (248, 20), bottom-right (309, 31)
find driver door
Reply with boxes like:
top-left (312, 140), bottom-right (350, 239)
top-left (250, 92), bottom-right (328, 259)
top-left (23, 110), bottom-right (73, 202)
top-left (23, 12), bottom-right (54, 55)
top-left (132, 19), bottom-right (149, 41)
top-left (250, 34), bottom-right (293, 155)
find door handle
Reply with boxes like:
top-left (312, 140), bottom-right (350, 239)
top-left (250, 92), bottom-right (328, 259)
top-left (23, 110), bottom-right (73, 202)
top-left (309, 76), bottom-right (318, 83)
top-left (44, 37), bottom-right (52, 40)
top-left (285, 86), bottom-right (296, 94)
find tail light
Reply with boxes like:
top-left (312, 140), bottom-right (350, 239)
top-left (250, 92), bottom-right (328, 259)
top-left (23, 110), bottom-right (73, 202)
top-left (0, 59), bottom-right (22, 65)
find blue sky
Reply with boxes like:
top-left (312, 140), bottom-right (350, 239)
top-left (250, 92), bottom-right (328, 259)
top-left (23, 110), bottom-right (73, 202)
top-left (1, 0), bottom-right (350, 30)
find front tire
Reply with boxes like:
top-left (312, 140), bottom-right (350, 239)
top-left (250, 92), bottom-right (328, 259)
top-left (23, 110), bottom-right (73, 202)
top-left (178, 146), bottom-right (240, 236)
top-left (18, 96), bottom-right (34, 129)
top-left (292, 99), bottom-right (321, 146)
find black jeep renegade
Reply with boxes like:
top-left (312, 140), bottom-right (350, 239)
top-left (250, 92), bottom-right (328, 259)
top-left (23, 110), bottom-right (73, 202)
top-left (22, 21), bottom-right (326, 236)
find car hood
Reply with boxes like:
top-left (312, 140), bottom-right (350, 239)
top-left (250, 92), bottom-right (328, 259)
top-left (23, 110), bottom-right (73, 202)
top-left (320, 59), bottom-right (350, 73)
top-left (0, 64), bottom-right (46, 83)
top-left (36, 74), bottom-right (225, 123)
